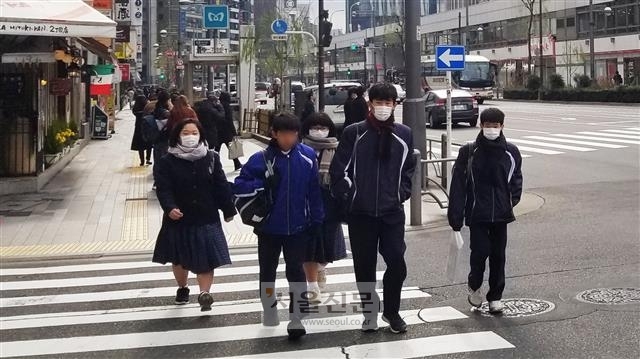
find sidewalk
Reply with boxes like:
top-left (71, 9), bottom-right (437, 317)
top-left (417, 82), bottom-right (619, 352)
top-left (0, 110), bottom-right (543, 260)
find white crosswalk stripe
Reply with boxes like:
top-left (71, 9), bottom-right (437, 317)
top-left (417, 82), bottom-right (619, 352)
top-left (0, 252), bottom-right (515, 357)
top-left (578, 131), bottom-right (640, 140)
top-left (508, 139), bottom-right (595, 152)
top-left (523, 136), bottom-right (626, 149)
top-left (551, 133), bottom-right (640, 145)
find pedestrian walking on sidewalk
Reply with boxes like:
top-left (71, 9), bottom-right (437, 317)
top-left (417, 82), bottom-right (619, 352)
top-left (131, 95), bottom-right (152, 166)
top-left (233, 113), bottom-right (324, 340)
top-left (217, 92), bottom-right (243, 171)
top-left (447, 108), bottom-right (523, 314)
top-left (153, 118), bottom-right (237, 312)
top-left (330, 83), bottom-right (416, 334)
top-left (151, 90), bottom-right (172, 187)
top-left (300, 91), bottom-right (315, 124)
top-left (301, 112), bottom-right (347, 302)
top-left (168, 95), bottom-right (198, 135)
top-left (343, 86), bottom-right (368, 129)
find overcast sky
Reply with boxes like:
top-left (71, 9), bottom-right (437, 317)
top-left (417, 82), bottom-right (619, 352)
top-left (297, 0), bottom-right (348, 32)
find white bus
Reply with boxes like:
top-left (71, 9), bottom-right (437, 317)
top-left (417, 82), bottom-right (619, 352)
top-left (420, 54), bottom-right (497, 104)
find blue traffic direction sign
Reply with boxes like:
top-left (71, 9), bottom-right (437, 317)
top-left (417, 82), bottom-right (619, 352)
top-left (203, 5), bottom-right (229, 29)
top-left (271, 19), bottom-right (288, 34)
top-left (435, 45), bottom-right (465, 71)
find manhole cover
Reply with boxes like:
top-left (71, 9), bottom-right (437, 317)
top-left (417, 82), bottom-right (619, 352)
top-left (474, 298), bottom-right (555, 318)
top-left (576, 288), bottom-right (640, 305)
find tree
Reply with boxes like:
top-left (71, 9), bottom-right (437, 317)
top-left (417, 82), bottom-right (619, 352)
top-left (521, 0), bottom-right (536, 75)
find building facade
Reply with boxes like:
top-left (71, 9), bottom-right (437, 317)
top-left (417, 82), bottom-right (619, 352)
top-left (329, 0), bottom-right (640, 87)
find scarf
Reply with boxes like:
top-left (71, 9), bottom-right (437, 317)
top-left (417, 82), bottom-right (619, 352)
top-left (168, 142), bottom-right (209, 162)
top-left (303, 136), bottom-right (338, 186)
top-left (366, 112), bottom-right (395, 158)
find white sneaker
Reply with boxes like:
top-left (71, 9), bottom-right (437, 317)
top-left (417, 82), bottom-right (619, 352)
top-left (468, 287), bottom-right (484, 308)
top-left (489, 300), bottom-right (504, 314)
top-left (307, 284), bottom-right (322, 304)
top-left (317, 269), bottom-right (327, 290)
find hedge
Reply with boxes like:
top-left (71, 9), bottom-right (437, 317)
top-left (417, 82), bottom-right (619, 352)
top-left (504, 87), bottom-right (640, 103)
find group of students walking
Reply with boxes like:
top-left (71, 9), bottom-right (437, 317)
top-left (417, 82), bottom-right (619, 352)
top-left (148, 82), bottom-right (523, 341)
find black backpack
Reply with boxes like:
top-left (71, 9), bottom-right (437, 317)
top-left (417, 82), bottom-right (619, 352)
top-left (234, 151), bottom-right (277, 227)
top-left (141, 114), bottom-right (162, 144)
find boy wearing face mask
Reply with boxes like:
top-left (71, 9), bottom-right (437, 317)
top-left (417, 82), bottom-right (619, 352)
top-left (330, 83), bottom-right (416, 334)
top-left (448, 108), bottom-right (523, 314)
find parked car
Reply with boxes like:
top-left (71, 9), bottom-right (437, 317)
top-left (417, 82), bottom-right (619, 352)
top-left (305, 82), bottom-right (363, 133)
top-left (424, 89), bottom-right (479, 128)
top-left (393, 84), bottom-right (406, 103)
top-left (255, 82), bottom-right (270, 104)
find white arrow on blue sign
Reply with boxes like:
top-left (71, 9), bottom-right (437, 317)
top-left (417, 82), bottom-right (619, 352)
top-left (203, 5), bottom-right (229, 29)
top-left (435, 45), bottom-right (465, 71)
top-left (271, 19), bottom-right (288, 34)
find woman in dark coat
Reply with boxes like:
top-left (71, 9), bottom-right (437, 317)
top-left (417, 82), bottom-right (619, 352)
top-left (131, 95), bottom-right (152, 166)
top-left (216, 92), bottom-right (243, 171)
top-left (301, 112), bottom-right (348, 302)
top-left (153, 118), bottom-right (237, 311)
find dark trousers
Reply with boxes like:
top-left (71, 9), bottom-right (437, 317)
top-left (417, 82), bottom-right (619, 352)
top-left (214, 142), bottom-right (242, 169)
top-left (257, 233), bottom-right (308, 320)
top-left (468, 222), bottom-right (508, 301)
top-left (348, 212), bottom-right (407, 319)
top-left (138, 148), bottom-right (152, 165)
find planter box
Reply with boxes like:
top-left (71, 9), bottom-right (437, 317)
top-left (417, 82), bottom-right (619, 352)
top-left (44, 153), bottom-right (61, 167)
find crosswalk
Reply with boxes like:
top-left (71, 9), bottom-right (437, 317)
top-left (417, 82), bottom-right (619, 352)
top-left (428, 126), bottom-right (639, 159)
top-left (0, 250), bottom-right (515, 358)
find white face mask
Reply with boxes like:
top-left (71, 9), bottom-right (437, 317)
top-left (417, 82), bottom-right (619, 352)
top-left (309, 129), bottom-right (330, 139)
top-left (483, 127), bottom-right (502, 141)
top-left (180, 135), bottom-right (200, 148)
top-left (373, 105), bottom-right (393, 122)
top-left (351, 94), bottom-right (357, 99)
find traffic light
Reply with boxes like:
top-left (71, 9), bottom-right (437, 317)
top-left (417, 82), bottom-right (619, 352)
top-left (350, 43), bottom-right (358, 51)
top-left (159, 74), bottom-right (165, 80)
top-left (347, 68), bottom-right (351, 78)
top-left (319, 9), bottom-right (332, 47)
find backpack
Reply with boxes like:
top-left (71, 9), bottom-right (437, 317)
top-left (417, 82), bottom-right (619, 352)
top-left (141, 114), bottom-right (162, 144)
top-left (234, 151), bottom-right (277, 228)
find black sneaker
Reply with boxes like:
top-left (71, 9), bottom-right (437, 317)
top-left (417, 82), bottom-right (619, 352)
top-left (382, 314), bottom-right (407, 334)
top-left (175, 287), bottom-right (190, 305)
top-left (287, 319), bottom-right (306, 340)
top-left (198, 292), bottom-right (214, 311)
top-left (146, 160), bottom-right (153, 166)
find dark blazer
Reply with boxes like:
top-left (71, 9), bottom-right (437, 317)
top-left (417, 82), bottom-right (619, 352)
top-left (344, 96), bottom-right (368, 128)
top-left (218, 101), bottom-right (237, 144)
top-left (156, 151), bottom-right (236, 226)
top-left (194, 101), bottom-right (219, 149)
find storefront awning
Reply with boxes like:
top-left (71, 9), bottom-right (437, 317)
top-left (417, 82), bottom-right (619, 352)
top-left (0, 0), bottom-right (116, 38)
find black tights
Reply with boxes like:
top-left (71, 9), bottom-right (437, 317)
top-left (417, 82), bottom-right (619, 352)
top-left (138, 149), bottom-right (152, 165)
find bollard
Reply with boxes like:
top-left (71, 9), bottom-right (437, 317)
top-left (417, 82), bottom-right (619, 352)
top-left (410, 149), bottom-right (422, 226)
top-left (441, 133), bottom-right (448, 189)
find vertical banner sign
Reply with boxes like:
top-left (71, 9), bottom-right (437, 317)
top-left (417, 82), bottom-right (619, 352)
top-left (130, 0), bottom-right (143, 26)
top-left (115, 0), bottom-right (131, 23)
top-left (90, 64), bottom-right (115, 96)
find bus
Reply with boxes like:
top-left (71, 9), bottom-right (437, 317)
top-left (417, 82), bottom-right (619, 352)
top-left (420, 54), bottom-right (497, 104)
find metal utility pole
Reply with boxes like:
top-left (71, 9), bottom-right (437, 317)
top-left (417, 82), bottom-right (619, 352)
top-left (403, 0), bottom-right (426, 158)
top-left (589, 0), bottom-right (595, 80)
top-left (538, 0), bottom-right (544, 97)
top-left (458, 12), bottom-right (462, 45)
top-left (318, 0), bottom-right (325, 111)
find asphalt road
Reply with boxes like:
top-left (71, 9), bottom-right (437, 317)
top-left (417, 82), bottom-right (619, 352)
top-left (0, 101), bottom-right (638, 358)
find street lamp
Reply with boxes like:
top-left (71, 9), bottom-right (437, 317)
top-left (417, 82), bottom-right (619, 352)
top-left (589, 1), bottom-right (614, 81)
top-left (153, 43), bottom-right (160, 49)
top-left (160, 29), bottom-right (168, 38)
top-left (349, 2), bottom-right (360, 32)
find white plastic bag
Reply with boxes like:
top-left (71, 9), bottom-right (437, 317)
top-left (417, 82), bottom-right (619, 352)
top-left (446, 231), bottom-right (471, 283)
top-left (228, 137), bottom-right (244, 160)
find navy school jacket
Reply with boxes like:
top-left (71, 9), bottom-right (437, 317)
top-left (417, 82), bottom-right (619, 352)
top-left (233, 142), bottom-right (324, 236)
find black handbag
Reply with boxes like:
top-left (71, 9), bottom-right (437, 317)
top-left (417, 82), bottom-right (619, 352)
top-left (234, 151), bottom-right (277, 227)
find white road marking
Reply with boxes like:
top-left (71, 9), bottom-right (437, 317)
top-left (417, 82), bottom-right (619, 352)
top-left (561, 117), bottom-right (577, 121)
top-left (0, 309), bottom-right (429, 357)
top-left (217, 331), bottom-right (514, 358)
top-left (0, 271), bottom-right (385, 308)
top-left (1, 260), bottom-right (356, 291)
top-left (578, 132), bottom-right (640, 140)
top-left (508, 139), bottom-right (595, 152)
top-left (603, 129), bottom-right (640, 135)
top-left (551, 134), bottom-right (640, 145)
top-left (524, 136), bottom-right (626, 149)
top-left (508, 145), bottom-right (563, 155)
top-left (0, 287), bottom-right (430, 330)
